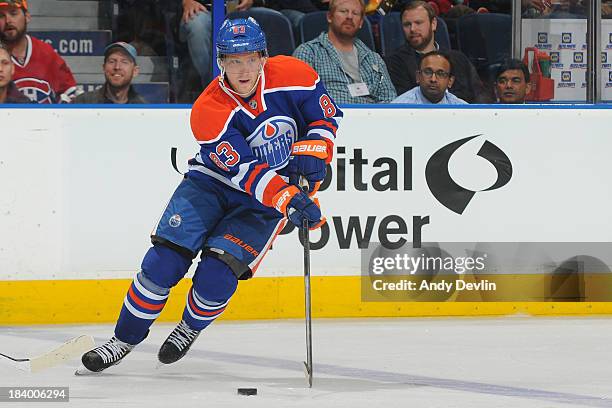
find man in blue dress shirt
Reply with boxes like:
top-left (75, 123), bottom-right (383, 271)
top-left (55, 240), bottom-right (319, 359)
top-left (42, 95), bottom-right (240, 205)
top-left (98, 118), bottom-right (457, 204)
top-left (392, 50), bottom-right (467, 105)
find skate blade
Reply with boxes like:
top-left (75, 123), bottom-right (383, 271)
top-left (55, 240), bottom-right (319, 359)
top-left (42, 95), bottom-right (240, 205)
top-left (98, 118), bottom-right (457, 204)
top-left (74, 364), bottom-right (98, 376)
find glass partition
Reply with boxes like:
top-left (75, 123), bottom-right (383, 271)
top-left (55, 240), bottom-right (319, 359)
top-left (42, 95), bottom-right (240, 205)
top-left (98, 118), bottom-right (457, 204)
top-left (1, 0), bottom-right (608, 104)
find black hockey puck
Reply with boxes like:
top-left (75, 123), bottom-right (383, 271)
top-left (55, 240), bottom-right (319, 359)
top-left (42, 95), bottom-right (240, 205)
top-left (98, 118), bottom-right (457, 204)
top-left (237, 388), bottom-right (257, 396)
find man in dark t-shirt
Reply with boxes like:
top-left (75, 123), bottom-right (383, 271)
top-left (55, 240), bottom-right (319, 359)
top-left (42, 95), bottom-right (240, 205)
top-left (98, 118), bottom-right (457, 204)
top-left (385, 1), bottom-right (494, 103)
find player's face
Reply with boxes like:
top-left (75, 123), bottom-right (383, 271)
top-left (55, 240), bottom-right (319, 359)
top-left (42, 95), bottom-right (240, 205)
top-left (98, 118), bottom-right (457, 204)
top-left (401, 7), bottom-right (436, 51)
top-left (0, 7), bottom-right (30, 44)
top-left (103, 50), bottom-right (139, 89)
top-left (417, 55), bottom-right (453, 103)
top-left (221, 52), bottom-right (265, 96)
top-left (328, 0), bottom-right (363, 40)
top-left (0, 48), bottom-right (14, 88)
top-left (495, 69), bottom-right (531, 103)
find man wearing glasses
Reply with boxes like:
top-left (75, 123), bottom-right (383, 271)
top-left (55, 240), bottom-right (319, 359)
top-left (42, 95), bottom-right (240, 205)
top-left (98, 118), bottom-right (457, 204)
top-left (392, 50), bottom-right (466, 104)
top-left (385, 1), bottom-right (491, 103)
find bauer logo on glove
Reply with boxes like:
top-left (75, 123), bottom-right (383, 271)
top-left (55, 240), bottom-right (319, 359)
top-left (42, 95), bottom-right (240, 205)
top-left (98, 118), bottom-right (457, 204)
top-left (287, 140), bottom-right (329, 194)
top-left (292, 140), bottom-right (328, 159)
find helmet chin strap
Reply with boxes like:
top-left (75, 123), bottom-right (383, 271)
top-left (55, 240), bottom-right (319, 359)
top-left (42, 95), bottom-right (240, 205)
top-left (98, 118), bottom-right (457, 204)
top-left (218, 60), bottom-right (266, 99)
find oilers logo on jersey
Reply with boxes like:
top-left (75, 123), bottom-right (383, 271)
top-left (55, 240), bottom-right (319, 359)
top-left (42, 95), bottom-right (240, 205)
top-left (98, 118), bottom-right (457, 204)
top-left (14, 77), bottom-right (54, 104)
top-left (246, 116), bottom-right (297, 170)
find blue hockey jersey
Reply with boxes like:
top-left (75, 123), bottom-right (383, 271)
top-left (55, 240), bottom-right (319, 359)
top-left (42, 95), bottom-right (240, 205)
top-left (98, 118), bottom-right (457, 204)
top-left (187, 55), bottom-right (343, 209)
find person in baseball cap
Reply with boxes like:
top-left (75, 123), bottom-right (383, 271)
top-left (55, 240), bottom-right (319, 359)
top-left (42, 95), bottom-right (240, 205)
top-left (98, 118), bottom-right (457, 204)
top-left (0, 0), bottom-right (28, 11)
top-left (74, 41), bottom-right (147, 104)
top-left (0, 0), bottom-right (79, 103)
top-left (104, 42), bottom-right (138, 64)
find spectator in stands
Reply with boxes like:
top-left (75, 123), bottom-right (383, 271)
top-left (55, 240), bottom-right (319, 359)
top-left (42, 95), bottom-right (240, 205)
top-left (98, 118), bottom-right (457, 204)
top-left (385, 1), bottom-right (493, 103)
top-left (0, 44), bottom-right (30, 103)
top-left (293, 0), bottom-right (396, 104)
top-left (180, 0), bottom-right (254, 86)
top-left (604, 0), bottom-right (612, 17)
top-left (494, 59), bottom-right (531, 104)
top-left (0, 0), bottom-right (79, 103)
top-left (74, 42), bottom-right (147, 104)
top-left (392, 50), bottom-right (466, 104)
top-left (119, 0), bottom-right (161, 56)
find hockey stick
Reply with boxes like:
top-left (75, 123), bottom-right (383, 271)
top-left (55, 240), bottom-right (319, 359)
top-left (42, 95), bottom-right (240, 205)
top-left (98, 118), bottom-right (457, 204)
top-left (299, 180), bottom-right (313, 388)
top-left (0, 335), bottom-right (95, 373)
top-left (302, 216), bottom-right (313, 388)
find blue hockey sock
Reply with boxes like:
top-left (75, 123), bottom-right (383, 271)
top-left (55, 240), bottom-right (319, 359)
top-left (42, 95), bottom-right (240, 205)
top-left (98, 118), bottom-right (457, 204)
top-left (182, 256), bottom-right (238, 332)
top-left (115, 245), bottom-right (191, 345)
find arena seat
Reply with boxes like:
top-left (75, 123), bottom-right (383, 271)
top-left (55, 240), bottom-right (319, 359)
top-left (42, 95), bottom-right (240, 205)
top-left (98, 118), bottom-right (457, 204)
top-left (227, 8), bottom-right (296, 56)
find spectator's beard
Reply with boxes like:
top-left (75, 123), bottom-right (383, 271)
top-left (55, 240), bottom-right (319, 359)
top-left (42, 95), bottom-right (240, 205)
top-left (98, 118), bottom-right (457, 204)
top-left (1, 21), bottom-right (27, 45)
top-left (409, 29), bottom-right (434, 52)
top-left (330, 21), bottom-right (360, 42)
top-left (106, 73), bottom-right (133, 91)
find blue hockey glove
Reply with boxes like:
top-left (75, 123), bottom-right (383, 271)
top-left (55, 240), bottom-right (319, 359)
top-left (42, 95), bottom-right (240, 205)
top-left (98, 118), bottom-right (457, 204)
top-left (287, 140), bottom-right (329, 194)
top-left (272, 185), bottom-right (323, 229)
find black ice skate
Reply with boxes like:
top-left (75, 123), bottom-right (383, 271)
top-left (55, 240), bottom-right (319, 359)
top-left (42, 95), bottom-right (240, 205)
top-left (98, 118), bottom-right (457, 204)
top-left (158, 320), bottom-right (201, 365)
top-left (75, 336), bottom-right (135, 375)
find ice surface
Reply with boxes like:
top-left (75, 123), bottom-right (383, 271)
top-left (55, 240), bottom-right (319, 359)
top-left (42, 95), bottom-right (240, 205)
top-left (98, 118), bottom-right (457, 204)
top-left (1, 317), bottom-right (611, 408)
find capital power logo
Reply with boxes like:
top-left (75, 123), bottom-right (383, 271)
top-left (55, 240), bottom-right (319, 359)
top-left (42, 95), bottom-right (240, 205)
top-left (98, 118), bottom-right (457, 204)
top-left (425, 135), bottom-right (512, 215)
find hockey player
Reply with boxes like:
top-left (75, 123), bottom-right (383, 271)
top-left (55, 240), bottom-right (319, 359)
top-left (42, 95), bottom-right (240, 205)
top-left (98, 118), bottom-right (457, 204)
top-left (77, 17), bottom-right (342, 374)
top-left (0, 0), bottom-right (78, 103)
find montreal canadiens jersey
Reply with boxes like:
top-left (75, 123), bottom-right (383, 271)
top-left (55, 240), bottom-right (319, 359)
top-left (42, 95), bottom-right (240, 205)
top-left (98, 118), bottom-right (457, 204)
top-left (12, 35), bottom-right (78, 104)
top-left (187, 55), bottom-right (343, 209)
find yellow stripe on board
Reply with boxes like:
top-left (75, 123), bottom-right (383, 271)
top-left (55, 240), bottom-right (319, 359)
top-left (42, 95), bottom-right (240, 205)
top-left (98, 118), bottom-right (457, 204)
top-left (1, 276), bottom-right (612, 325)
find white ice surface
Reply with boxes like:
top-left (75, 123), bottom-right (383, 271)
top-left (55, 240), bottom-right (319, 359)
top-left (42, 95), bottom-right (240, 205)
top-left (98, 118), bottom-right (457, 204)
top-left (1, 317), bottom-right (611, 408)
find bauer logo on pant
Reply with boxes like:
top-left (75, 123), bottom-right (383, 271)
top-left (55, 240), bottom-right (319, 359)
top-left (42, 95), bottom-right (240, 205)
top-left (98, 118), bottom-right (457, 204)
top-left (169, 214), bottom-right (182, 228)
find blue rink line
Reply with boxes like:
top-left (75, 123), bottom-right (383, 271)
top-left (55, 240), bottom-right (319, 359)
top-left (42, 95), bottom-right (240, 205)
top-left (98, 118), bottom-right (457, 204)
top-left (191, 348), bottom-right (612, 408)
top-left (2, 329), bottom-right (610, 407)
top-left (1, 103), bottom-right (612, 110)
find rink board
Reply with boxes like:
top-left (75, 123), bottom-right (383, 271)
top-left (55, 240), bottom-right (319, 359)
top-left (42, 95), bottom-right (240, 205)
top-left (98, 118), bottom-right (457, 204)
top-left (2, 277), bottom-right (612, 325)
top-left (1, 106), bottom-right (612, 323)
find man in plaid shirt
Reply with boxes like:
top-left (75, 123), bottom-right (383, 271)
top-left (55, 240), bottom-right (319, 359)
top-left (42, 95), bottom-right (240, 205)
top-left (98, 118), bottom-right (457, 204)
top-left (293, 0), bottom-right (396, 104)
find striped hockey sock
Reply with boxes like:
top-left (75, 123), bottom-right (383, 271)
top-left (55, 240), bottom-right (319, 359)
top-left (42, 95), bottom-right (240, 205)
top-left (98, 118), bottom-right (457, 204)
top-left (114, 272), bottom-right (170, 345)
top-left (182, 287), bottom-right (229, 331)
